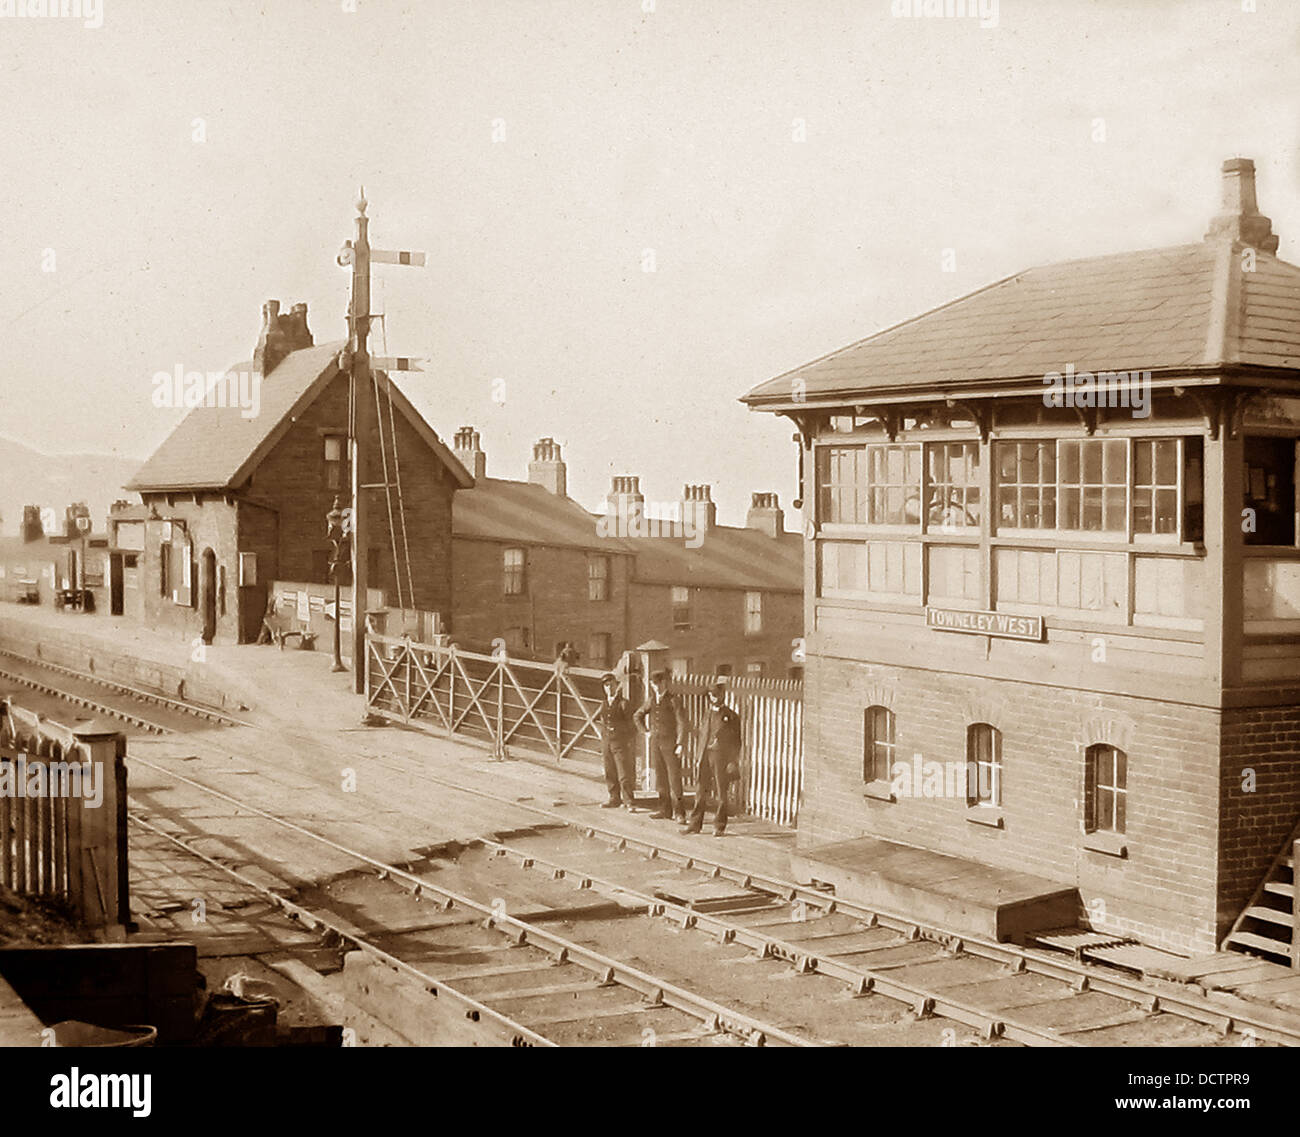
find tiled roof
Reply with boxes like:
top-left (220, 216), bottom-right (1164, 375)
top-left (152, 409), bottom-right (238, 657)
top-left (452, 480), bottom-right (803, 591)
top-left (126, 344), bottom-right (471, 492)
top-left (453, 479), bottom-right (634, 554)
top-left (743, 242), bottom-right (1300, 407)
top-left (624, 526), bottom-right (803, 592)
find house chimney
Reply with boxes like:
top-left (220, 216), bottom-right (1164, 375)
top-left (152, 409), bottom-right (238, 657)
top-left (253, 299), bottom-right (315, 376)
top-left (21, 505), bottom-right (43, 543)
top-left (680, 484), bottom-right (716, 536)
top-left (528, 437), bottom-right (567, 496)
top-left (64, 502), bottom-right (91, 539)
top-left (746, 492), bottom-right (784, 538)
top-left (1205, 158), bottom-right (1279, 253)
top-left (606, 476), bottom-right (645, 531)
top-left (453, 426), bottom-right (486, 481)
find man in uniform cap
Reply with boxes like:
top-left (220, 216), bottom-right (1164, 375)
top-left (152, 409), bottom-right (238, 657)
top-left (597, 673), bottom-right (638, 809)
top-left (634, 669), bottom-right (688, 822)
top-left (683, 679), bottom-right (741, 836)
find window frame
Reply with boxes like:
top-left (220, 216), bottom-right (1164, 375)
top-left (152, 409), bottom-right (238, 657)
top-left (671, 585), bottom-right (692, 630)
top-left (965, 723), bottom-right (1002, 809)
top-left (587, 554), bottom-right (610, 602)
top-left (503, 546), bottom-right (526, 596)
top-left (863, 705), bottom-right (896, 786)
top-left (1085, 743), bottom-right (1127, 835)
top-left (744, 590), bottom-right (763, 635)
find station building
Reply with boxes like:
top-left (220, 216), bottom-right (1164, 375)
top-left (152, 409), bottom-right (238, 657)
top-left (117, 301), bottom-right (471, 644)
top-left (743, 158), bottom-right (1300, 955)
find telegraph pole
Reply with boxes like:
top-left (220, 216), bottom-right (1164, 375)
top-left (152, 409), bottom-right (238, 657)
top-left (341, 192), bottom-right (426, 696)
top-left (348, 193), bottom-right (372, 693)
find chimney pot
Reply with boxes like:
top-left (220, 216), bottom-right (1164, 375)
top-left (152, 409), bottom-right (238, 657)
top-left (746, 492), bottom-right (784, 538)
top-left (453, 424), bottom-right (486, 481)
top-left (528, 437), bottom-right (566, 496)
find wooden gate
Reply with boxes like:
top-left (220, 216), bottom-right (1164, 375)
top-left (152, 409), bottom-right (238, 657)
top-left (365, 636), bottom-right (805, 827)
top-left (0, 698), bottom-right (128, 933)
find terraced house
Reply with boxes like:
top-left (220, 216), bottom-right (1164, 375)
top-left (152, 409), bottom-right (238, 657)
top-left (743, 158), bottom-right (1300, 957)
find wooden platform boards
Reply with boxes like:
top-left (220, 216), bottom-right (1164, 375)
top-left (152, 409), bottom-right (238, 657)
top-left (1143, 950), bottom-right (1300, 1012)
top-left (792, 836), bottom-right (1078, 943)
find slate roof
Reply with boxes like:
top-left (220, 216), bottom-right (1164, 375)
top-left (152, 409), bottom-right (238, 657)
top-left (452, 480), bottom-right (803, 591)
top-left (453, 478), bottom-right (633, 554)
top-left (623, 527), bottom-right (803, 592)
top-left (126, 343), bottom-right (471, 492)
top-left (743, 242), bottom-right (1300, 408)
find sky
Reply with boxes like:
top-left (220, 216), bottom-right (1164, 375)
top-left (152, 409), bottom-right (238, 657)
top-left (0, 0), bottom-right (1298, 527)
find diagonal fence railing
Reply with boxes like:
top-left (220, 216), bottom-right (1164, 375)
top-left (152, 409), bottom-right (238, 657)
top-left (365, 635), bottom-right (804, 827)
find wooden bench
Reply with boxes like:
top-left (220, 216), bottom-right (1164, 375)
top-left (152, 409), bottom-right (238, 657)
top-left (260, 612), bottom-right (308, 650)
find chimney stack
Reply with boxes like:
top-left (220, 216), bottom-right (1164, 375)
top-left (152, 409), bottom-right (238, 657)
top-left (253, 299), bottom-right (315, 376)
top-left (1205, 158), bottom-right (1279, 253)
top-left (606, 476), bottom-right (645, 530)
top-left (21, 505), bottom-right (43, 543)
top-left (679, 483), bottom-right (716, 537)
top-left (453, 426), bottom-right (486, 481)
top-left (746, 492), bottom-right (784, 538)
top-left (528, 437), bottom-right (567, 497)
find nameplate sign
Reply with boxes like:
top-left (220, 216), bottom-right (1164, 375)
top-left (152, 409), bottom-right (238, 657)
top-left (926, 607), bottom-right (1043, 641)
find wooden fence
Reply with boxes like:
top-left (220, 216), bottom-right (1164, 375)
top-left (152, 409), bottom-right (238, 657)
top-left (0, 698), bottom-right (128, 933)
top-left (365, 636), bottom-right (804, 827)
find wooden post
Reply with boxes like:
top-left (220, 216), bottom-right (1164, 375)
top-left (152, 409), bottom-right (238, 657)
top-left (349, 193), bottom-right (372, 695)
top-left (72, 722), bottom-right (127, 935)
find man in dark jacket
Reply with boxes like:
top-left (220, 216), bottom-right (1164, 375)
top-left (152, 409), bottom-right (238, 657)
top-left (683, 680), bottom-right (741, 836)
top-left (634, 670), bottom-right (687, 822)
top-left (597, 673), bottom-right (638, 809)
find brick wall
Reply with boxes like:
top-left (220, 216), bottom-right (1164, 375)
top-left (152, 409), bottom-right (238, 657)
top-left (1218, 705), bottom-right (1300, 937)
top-left (248, 370), bottom-right (457, 621)
top-left (802, 651), bottom-right (1226, 953)
top-left (450, 537), bottom-right (632, 665)
top-left (137, 500), bottom-right (240, 646)
top-left (628, 582), bottom-right (803, 678)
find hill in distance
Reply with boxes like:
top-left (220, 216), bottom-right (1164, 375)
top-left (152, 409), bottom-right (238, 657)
top-left (0, 436), bottom-right (143, 536)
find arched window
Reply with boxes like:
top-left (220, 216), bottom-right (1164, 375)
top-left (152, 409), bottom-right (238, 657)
top-left (966, 723), bottom-right (1002, 807)
top-left (1085, 744), bottom-right (1127, 834)
top-left (863, 706), bottom-right (896, 783)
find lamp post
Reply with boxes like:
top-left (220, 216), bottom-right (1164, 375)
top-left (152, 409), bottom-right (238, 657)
top-left (326, 497), bottom-right (349, 674)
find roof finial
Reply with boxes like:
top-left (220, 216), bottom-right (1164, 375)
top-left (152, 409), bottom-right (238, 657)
top-left (355, 186), bottom-right (368, 216)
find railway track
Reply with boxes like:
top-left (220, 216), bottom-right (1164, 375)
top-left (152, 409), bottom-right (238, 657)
top-left (3, 647), bottom-right (1298, 1046)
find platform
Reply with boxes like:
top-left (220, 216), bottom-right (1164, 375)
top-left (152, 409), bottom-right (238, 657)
top-left (792, 836), bottom-right (1079, 944)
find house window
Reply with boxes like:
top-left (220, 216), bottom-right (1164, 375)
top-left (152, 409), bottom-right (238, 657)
top-left (238, 552), bottom-right (257, 586)
top-left (324, 435), bottom-right (346, 491)
top-left (928, 442), bottom-right (981, 529)
top-left (588, 555), bottom-right (609, 601)
top-left (503, 547), bottom-right (526, 595)
top-left (966, 724), bottom-right (1002, 807)
top-left (1243, 436), bottom-right (1297, 547)
top-left (159, 540), bottom-right (171, 598)
top-left (670, 657), bottom-right (691, 677)
top-left (744, 591), bottom-right (762, 634)
top-left (588, 632), bottom-right (611, 669)
top-left (716, 663), bottom-right (733, 676)
top-left (863, 706), bottom-right (895, 784)
top-left (745, 661), bottom-right (765, 675)
top-left (1086, 744), bottom-right (1127, 834)
top-left (672, 586), bottom-right (692, 630)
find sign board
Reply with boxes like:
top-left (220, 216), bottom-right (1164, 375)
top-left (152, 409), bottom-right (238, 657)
top-left (925, 607), bottom-right (1043, 642)
top-left (296, 592), bottom-right (311, 623)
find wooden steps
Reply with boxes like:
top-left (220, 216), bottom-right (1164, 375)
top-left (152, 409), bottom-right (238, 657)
top-left (1223, 825), bottom-right (1298, 967)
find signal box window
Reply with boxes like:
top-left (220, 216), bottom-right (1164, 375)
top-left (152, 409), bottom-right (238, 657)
top-left (966, 724), bottom-right (1002, 807)
top-left (1243, 436), bottom-right (1297, 547)
top-left (1085, 744), bottom-right (1127, 834)
top-left (863, 706), bottom-right (895, 784)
